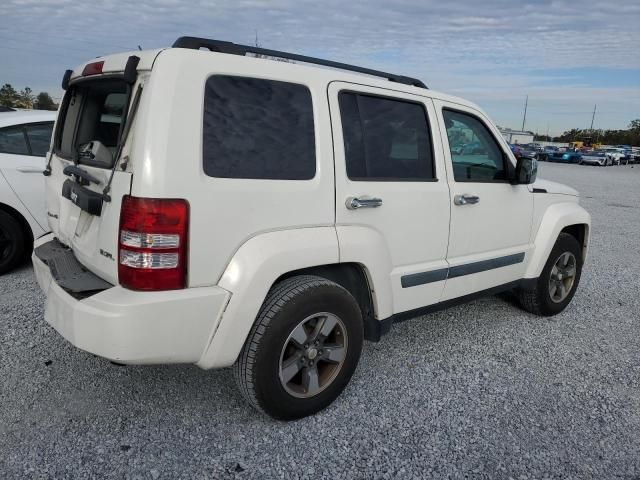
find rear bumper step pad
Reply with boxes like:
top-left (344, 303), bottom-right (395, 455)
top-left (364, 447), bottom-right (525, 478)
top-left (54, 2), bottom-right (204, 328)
top-left (34, 239), bottom-right (112, 294)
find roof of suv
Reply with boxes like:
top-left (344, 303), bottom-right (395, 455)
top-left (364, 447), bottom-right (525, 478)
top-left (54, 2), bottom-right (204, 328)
top-left (0, 110), bottom-right (57, 128)
top-left (67, 38), bottom-right (484, 117)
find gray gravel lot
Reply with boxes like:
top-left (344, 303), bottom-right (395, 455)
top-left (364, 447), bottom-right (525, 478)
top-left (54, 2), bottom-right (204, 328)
top-left (1, 162), bottom-right (640, 479)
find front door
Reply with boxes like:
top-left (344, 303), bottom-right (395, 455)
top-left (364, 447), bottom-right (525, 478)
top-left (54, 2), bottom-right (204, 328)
top-left (329, 82), bottom-right (451, 315)
top-left (434, 100), bottom-right (534, 301)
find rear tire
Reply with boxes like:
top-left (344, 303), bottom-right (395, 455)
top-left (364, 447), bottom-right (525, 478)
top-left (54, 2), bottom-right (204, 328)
top-left (234, 275), bottom-right (364, 420)
top-left (0, 210), bottom-right (26, 275)
top-left (517, 233), bottom-right (583, 316)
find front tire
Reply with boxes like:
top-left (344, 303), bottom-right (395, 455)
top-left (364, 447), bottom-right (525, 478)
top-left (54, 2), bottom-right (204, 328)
top-left (234, 275), bottom-right (364, 420)
top-left (517, 233), bottom-right (583, 316)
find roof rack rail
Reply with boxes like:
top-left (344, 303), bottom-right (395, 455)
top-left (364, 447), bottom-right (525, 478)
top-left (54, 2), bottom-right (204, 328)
top-left (172, 36), bottom-right (428, 89)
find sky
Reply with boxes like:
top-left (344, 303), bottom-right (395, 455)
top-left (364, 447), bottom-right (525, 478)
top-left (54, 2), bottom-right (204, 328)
top-left (1, 0), bottom-right (639, 136)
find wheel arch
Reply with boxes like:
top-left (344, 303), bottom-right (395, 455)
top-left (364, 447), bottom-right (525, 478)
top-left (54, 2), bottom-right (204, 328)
top-left (560, 223), bottom-right (589, 262)
top-left (278, 262), bottom-right (384, 342)
top-left (524, 202), bottom-right (591, 279)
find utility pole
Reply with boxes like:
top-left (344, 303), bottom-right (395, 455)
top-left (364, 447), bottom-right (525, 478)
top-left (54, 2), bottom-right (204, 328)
top-left (589, 104), bottom-right (596, 131)
top-left (521, 95), bottom-right (528, 132)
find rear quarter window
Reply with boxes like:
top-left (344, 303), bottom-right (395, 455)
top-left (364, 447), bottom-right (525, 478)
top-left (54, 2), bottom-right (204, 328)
top-left (202, 76), bottom-right (316, 180)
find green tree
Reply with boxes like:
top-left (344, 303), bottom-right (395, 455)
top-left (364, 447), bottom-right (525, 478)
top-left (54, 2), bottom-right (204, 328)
top-left (0, 83), bottom-right (18, 107)
top-left (15, 86), bottom-right (34, 108)
top-left (34, 92), bottom-right (56, 110)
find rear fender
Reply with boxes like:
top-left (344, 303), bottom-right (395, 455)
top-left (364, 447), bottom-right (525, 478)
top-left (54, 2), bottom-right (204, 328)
top-left (197, 227), bottom-right (339, 369)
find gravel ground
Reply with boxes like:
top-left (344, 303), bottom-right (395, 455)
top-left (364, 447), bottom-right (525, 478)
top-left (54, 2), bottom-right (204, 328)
top-left (1, 162), bottom-right (639, 479)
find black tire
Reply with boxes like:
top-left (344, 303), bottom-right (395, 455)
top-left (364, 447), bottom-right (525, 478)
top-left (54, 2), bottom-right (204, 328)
top-left (517, 233), bottom-right (583, 316)
top-left (234, 275), bottom-right (364, 420)
top-left (0, 210), bottom-right (26, 275)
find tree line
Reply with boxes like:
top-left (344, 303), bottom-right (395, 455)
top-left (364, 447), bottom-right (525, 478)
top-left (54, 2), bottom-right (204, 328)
top-left (535, 119), bottom-right (640, 146)
top-left (0, 84), bottom-right (57, 110)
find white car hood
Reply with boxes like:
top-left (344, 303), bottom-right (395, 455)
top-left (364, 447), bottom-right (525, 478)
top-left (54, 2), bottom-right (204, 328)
top-left (531, 178), bottom-right (579, 196)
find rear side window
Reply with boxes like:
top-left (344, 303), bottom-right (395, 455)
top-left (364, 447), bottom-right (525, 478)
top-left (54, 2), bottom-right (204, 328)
top-left (0, 126), bottom-right (29, 155)
top-left (25, 123), bottom-right (54, 156)
top-left (339, 92), bottom-right (435, 181)
top-left (203, 76), bottom-right (315, 180)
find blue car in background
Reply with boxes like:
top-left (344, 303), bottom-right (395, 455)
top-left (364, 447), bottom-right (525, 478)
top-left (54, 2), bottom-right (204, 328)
top-left (548, 149), bottom-right (582, 164)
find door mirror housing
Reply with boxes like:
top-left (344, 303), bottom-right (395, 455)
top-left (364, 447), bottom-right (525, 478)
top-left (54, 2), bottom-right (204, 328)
top-left (513, 156), bottom-right (538, 184)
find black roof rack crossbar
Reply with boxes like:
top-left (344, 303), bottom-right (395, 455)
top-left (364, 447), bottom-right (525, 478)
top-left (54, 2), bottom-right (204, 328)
top-left (172, 36), bottom-right (427, 89)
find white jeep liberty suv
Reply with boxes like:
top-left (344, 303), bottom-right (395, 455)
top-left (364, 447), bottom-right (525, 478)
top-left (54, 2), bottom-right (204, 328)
top-left (33, 37), bottom-right (590, 420)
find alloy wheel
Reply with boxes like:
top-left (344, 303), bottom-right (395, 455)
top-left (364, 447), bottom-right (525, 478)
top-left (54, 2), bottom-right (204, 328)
top-left (279, 312), bottom-right (348, 398)
top-left (548, 252), bottom-right (577, 303)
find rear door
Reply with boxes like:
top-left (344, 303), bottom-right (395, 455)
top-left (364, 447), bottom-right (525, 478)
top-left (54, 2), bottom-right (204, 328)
top-left (329, 82), bottom-right (451, 313)
top-left (0, 122), bottom-right (52, 230)
top-left (47, 76), bottom-right (137, 284)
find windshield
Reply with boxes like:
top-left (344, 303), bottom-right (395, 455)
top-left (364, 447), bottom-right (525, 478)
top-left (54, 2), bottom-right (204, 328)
top-left (55, 78), bottom-right (130, 168)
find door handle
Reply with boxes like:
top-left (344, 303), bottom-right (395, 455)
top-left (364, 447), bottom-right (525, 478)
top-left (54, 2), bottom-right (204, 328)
top-left (16, 166), bottom-right (45, 173)
top-left (346, 196), bottom-right (383, 210)
top-left (454, 194), bottom-right (480, 205)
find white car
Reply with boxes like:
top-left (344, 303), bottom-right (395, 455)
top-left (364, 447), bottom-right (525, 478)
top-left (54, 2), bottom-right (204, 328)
top-left (604, 148), bottom-right (626, 165)
top-left (0, 110), bottom-right (55, 273)
top-left (580, 150), bottom-right (611, 166)
top-left (33, 37), bottom-right (591, 419)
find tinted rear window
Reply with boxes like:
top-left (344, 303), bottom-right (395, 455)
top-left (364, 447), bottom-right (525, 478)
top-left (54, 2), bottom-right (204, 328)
top-left (339, 92), bottom-right (435, 181)
top-left (203, 76), bottom-right (315, 180)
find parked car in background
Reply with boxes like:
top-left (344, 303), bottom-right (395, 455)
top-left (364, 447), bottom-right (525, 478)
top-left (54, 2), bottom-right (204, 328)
top-left (579, 150), bottom-right (611, 167)
top-left (519, 145), bottom-right (541, 160)
top-left (509, 143), bottom-right (522, 158)
top-left (548, 149), bottom-right (582, 164)
top-left (604, 148), bottom-right (626, 165)
top-left (0, 110), bottom-right (55, 273)
top-left (538, 146), bottom-right (558, 161)
top-left (614, 145), bottom-right (633, 163)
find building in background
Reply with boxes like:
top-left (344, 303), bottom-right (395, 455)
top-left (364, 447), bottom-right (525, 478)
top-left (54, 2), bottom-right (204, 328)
top-left (498, 127), bottom-right (534, 144)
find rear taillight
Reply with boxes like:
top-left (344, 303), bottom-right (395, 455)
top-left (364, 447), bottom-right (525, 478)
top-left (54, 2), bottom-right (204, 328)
top-left (118, 196), bottom-right (189, 291)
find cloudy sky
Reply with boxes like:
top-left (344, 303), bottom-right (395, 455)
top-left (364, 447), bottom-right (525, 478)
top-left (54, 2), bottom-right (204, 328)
top-left (1, 0), bottom-right (639, 135)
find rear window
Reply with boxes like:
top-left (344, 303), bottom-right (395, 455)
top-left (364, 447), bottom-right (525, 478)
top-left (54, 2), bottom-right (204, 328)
top-left (55, 79), bottom-right (129, 168)
top-left (203, 76), bottom-right (316, 180)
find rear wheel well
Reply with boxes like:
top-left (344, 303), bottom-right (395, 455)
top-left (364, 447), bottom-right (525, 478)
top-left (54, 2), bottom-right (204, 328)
top-left (560, 224), bottom-right (588, 261)
top-left (277, 263), bottom-right (383, 342)
top-left (0, 202), bottom-right (34, 257)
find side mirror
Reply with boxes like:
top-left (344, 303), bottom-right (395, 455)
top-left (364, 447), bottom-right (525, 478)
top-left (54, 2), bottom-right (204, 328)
top-left (514, 156), bottom-right (538, 184)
